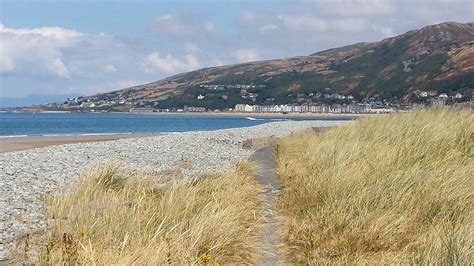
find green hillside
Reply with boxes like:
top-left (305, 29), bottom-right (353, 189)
top-left (82, 22), bottom-right (473, 110)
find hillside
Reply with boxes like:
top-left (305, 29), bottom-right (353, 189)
top-left (86, 22), bottom-right (473, 110)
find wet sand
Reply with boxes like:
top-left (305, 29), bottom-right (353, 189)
top-left (0, 134), bottom-right (155, 153)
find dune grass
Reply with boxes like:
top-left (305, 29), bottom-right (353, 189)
top-left (276, 108), bottom-right (473, 264)
top-left (23, 161), bottom-right (261, 264)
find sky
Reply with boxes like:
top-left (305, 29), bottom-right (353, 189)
top-left (0, 0), bottom-right (473, 98)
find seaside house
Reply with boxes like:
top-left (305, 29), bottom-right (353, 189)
top-left (281, 105), bottom-right (292, 113)
top-left (301, 104), bottom-right (310, 113)
top-left (270, 105), bottom-right (283, 113)
top-left (234, 104), bottom-right (254, 112)
top-left (235, 104), bottom-right (245, 112)
top-left (367, 106), bottom-right (395, 113)
top-left (184, 106), bottom-right (206, 112)
top-left (291, 105), bottom-right (302, 112)
top-left (439, 93), bottom-right (449, 99)
top-left (129, 107), bottom-right (155, 113)
top-left (253, 105), bottom-right (264, 112)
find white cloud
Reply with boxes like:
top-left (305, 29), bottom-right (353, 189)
top-left (240, 11), bottom-right (369, 42)
top-left (259, 24), bottom-right (279, 33)
top-left (3, 1), bottom-right (473, 98)
top-left (184, 42), bottom-right (199, 54)
top-left (0, 23), bottom-right (79, 77)
top-left (238, 0), bottom-right (472, 56)
top-left (151, 14), bottom-right (214, 40)
top-left (0, 54), bottom-right (15, 72)
top-left (372, 24), bottom-right (395, 37)
top-left (103, 64), bottom-right (118, 73)
top-left (205, 22), bottom-right (215, 32)
top-left (232, 49), bottom-right (260, 63)
top-left (213, 59), bottom-right (224, 66)
top-left (315, 0), bottom-right (394, 17)
top-left (49, 58), bottom-right (70, 77)
top-left (142, 52), bottom-right (200, 74)
top-left (0, 23), bottom-right (154, 97)
top-left (0, 23), bottom-right (83, 41)
top-left (280, 16), bottom-right (329, 32)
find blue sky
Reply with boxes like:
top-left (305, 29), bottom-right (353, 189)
top-left (1, 0), bottom-right (473, 97)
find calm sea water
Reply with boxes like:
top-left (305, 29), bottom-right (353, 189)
top-left (0, 112), bottom-right (355, 137)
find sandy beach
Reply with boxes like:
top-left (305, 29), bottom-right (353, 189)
top-left (0, 133), bottom-right (157, 153)
top-left (0, 120), bottom-right (351, 259)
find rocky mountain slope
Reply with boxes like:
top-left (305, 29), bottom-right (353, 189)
top-left (89, 22), bottom-right (473, 109)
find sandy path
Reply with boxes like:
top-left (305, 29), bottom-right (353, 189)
top-left (250, 145), bottom-right (284, 265)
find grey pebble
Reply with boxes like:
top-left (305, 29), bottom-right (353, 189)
top-left (0, 120), bottom-right (348, 260)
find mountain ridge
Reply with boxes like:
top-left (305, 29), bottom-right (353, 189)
top-left (82, 21), bottom-right (474, 110)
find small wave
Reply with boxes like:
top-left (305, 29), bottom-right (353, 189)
top-left (42, 134), bottom-right (74, 137)
top-left (0, 132), bottom-right (137, 138)
top-left (0, 135), bottom-right (29, 138)
top-left (79, 132), bottom-right (133, 136)
top-left (245, 117), bottom-right (267, 121)
top-left (245, 117), bottom-right (290, 121)
top-left (39, 111), bottom-right (72, 113)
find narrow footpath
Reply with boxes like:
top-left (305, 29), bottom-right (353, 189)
top-left (249, 145), bottom-right (284, 265)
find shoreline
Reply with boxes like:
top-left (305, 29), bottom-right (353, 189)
top-left (0, 133), bottom-right (158, 153)
top-left (0, 120), bottom-right (350, 260)
top-left (0, 113), bottom-right (362, 153)
top-left (113, 111), bottom-right (372, 118)
top-left (6, 110), bottom-right (373, 118)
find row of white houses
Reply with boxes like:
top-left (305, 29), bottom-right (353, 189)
top-left (235, 104), bottom-right (395, 114)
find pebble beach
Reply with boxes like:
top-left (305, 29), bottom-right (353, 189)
top-left (0, 120), bottom-right (348, 260)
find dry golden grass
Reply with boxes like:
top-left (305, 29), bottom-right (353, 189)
top-left (276, 108), bottom-right (473, 264)
top-left (22, 161), bottom-right (261, 264)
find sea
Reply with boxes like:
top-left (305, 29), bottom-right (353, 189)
top-left (0, 112), bottom-right (355, 137)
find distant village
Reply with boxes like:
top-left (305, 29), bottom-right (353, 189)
top-left (10, 83), bottom-right (473, 114)
top-left (231, 91), bottom-right (468, 114)
top-left (127, 87), bottom-right (471, 114)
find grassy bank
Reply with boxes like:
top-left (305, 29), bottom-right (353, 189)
top-left (277, 108), bottom-right (473, 264)
top-left (21, 161), bottom-right (261, 264)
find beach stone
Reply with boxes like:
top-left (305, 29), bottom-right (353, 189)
top-left (0, 120), bottom-right (349, 260)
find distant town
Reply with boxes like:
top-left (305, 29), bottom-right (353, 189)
top-left (3, 85), bottom-right (472, 114)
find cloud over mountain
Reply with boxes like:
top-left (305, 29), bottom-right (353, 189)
top-left (142, 52), bottom-right (200, 74)
top-left (1, 0), bottom-right (472, 98)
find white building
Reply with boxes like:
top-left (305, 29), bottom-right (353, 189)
top-left (281, 105), bottom-right (292, 112)
top-left (234, 104), bottom-right (254, 112)
top-left (270, 105), bottom-right (283, 112)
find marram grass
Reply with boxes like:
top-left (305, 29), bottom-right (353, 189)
top-left (22, 161), bottom-right (261, 264)
top-left (277, 108), bottom-right (473, 264)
